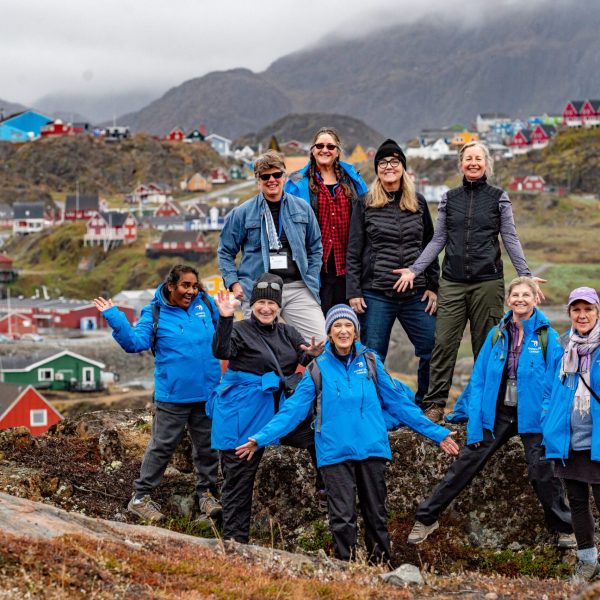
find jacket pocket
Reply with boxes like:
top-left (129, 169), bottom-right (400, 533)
top-left (244, 219), bottom-right (261, 248)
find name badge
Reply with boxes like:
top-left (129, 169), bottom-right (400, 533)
top-left (269, 252), bottom-right (288, 270)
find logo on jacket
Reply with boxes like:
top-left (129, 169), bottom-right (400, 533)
top-left (532, 340), bottom-right (539, 347)
top-left (195, 306), bottom-right (206, 318)
top-left (354, 360), bottom-right (367, 376)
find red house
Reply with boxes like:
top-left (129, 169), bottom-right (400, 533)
top-left (530, 124), bottom-right (556, 147)
top-left (154, 200), bottom-right (184, 218)
top-left (581, 99), bottom-right (600, 127)
top-left (0, 254), bottom-right (17, 282)
top-left (210, 167), bottom-right (230, 184)
top-left (508, 175), bottom-right (546, 193)
top-left (0, 383), bottom-right (62, 436)
top-left (563, 101), bottom-right (584, 127)
top-left (40, 120), bottom-right (73, 137)
top-left (165, 127), bottom-right (185, 142)
top-left (64, 194), bottom-right (99, 221)
top-left (83, 211), bottom-right (138, 249)
top-left (509, 129), bottom-right (532, 153)
top-left (146, 230), bottom-right (213, 262)
top-left (0, 312), bottom-right (37, 337)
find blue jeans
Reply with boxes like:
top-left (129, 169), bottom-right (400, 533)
top-left (359, 289), bottom-right (436, 406)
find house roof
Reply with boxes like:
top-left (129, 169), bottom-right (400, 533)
top-left (586, 99), bottom-right (600, 111)
top-left (99, 211), bottom-right (131, 227)
top-left (159, 230), bottom-right (204, 244)
top-left (13, 202), bottom-right (45, 219)
top-left (65, 194), bottom-right (99, 211)
top-left (0, 349), bottom-right (105, 372)
top-left (478, 112), bottom-right (510, 119)
top-left (536, 124), bottom-right (556, 136)
top-left (566, 100), bottom-right (585, 112)
top-left (0, 382), bottom-right (28, 415)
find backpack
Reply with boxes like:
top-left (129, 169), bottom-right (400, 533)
top-left (491, 324), bottom-right (549, 361)
top-left (307, 351), bottom-right (379, 433)
top-left (150, 293), bottom-right (217, 356)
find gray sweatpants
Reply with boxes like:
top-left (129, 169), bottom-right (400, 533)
top-left (242, 280), bottom-right (326, 342)
top-left (134, 401), bottom-right (219, 499)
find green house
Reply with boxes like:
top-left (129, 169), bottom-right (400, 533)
top-left (0, 349), bottom-right (105, 392)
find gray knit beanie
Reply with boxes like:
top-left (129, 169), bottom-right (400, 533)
top-left (325, 304), bottom-right (360, 335)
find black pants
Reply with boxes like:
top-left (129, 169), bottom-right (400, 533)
top-left (564, 479), bottom-right (600, 550)
top-left (220, 418), bottom-right (322, 543)
top-left (320, 457), bottom-right (391, 564)
top-left (416, 411), bottom-right (573, 534)
top-left (134, 401), bottom-right (218, 499)
top-left (320, 271), bottom-right (347, 316)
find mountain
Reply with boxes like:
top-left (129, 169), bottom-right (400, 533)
top-left (117, 1), bottom-right (600, 142)
top-left (0, 97), bottom-right (29, 119)
top-left (234, 113), bottom-right (384, 150)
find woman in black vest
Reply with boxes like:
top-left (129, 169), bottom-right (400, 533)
top-left (346, 139), bottom-right (440, 407)
top-left (395, 141), bottom-right (544, 421)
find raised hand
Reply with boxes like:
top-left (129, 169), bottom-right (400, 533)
top-left (392, 268), bottom-right (416, 293)
top-left (440, 431), bottom-right (459, 456)
top-left (531, 276), bottom-right (547, 302)
top-left (93, 297), bottom-right (114, 313)
top-left (215, 289), bottom-right (240, 318)
top-left (300, 336), bottom-right (325, 357)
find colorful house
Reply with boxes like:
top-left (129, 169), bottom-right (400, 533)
top-left (146, 230), bottom-right (213, 262)
top-left (83, 211), bottom-right (138, 249)
top-left (154, 200), bottom-right (185, 218)
top-left (0, 383), bottom-right (62, 436)
top-left (450, 131), bottom-right (480, 147)
top-left (165, 127), bottom-right (185, 142)
top-left (0, 110), bottom-right (53, 142)
top-left (347, 144), bottom-right (368, 165)
top-left (0, 312), bottom-right (37, 336)
top-left (0, 349), bottom-right (105, 392)
top-left (205, 133), bottom-right (232, 157)
top-left (201, 274), bottom-right (226, 295)
top-left (210, 167), bottom-right (230, 184)
top-left (562, 100), bottom-right (585, 127)
top-left (187, 201), bottom-right (210, 219)
top-left (0, 254), bottom-right (17, 283)
top-left (64, 194), bottom-right (100, 221)
top-left (40, 119), bottom-right (74, 137)
top-left (581, 100), bottom-right (600, 127)
top-left (508, 175), bottom-right (546, 192)
top-left (186, 173), bottom-right (213, 193)
top-left (12, 202), bottom-right (47, 235)
top-left (186, 128), bottom-right (206, 142)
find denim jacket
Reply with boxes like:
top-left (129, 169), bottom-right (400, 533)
top-left (217, 191), bottom-right (323, 301)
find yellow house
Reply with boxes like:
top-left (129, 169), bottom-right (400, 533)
top-left (347, 144), bottom-right (368, 165)
top-left (202, 274), bottom-right (226, 295)
top-left (450, 131), bottom-right (480, 147)
top-left (284, 156), bottom-right (308, 174)
top-left (186, 173), bottom-right (213, 193)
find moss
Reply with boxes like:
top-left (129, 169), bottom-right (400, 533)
top-left (295, 520), bottom-right (334, 554)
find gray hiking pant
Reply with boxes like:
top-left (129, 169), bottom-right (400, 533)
top-left (134, 401), bottom-right (219, 499)
top-left (424, 277), bottom-right (505, 407)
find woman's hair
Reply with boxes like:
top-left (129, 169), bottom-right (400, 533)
top-left (307, 127), bottom-right (353, 198)
top-left (458, 141), bottom-right (494, 178)
top-left (506, 276), bottom-right (539, 300)
top-left (254, 150), bottom-right (286, 175)
top-left (164, 264), bottom-right (201, 295)
top-left (365, 171), bottom-right (418, 212)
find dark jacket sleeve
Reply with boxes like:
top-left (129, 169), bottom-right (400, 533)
top-left (284, 324), bottom-right (312, 367)
top-left (345, 195), bottom-right (367, 299)
top-left (212, 316), bottom-right (240, 359)
top-left (420, 195), bottom-right (440, 293)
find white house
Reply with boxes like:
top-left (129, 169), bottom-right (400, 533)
top-left (205, 133), bottom-right (232, 157)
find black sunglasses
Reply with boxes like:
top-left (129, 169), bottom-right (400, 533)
top-left (258, 171), bottom-right (284, 181)
top-left (255, 281), bottom-right (281, 291)
top-left (313, 143), bottom-right (338, 151)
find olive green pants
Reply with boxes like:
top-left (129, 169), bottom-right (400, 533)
top-left (424, 277), bottom-right (505, 407)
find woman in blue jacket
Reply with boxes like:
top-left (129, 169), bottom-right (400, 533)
top-left (408, 277), bottom-right (574, 547)
top-left (236, 304), bottom-right (458, 564)
top-left (94, 264), bottom-right (222, 524)
top-left (285, 127), bottom-right (368, 314)
top-left (542, 286), bottom-right (600, 582)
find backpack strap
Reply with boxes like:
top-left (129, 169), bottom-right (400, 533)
top-left (365, 351), bottom-right (379, 387)
top-left (150, 303), bottom-right (161, 357)
top-left (200, 292), bottom-right (218, 328)
top-left (538, 326), bottom-right (548, 362)
top-left (307, 361), bottom-right (323, 433)
top-left (491, 325), bottom-right (500, 347)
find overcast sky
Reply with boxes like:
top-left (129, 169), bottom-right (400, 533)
top-left (2, 0), bottom-right (549, 106)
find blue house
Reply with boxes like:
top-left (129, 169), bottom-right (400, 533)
top-left (0, 111), bottom-right (53, 142)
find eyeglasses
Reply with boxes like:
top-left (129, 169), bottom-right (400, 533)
top-left (255, 281), bottom-right (281, 291)
top-left (313, 143), bottom-right (338, 151)
top-left (258, 171), bottom-right (284, 181)
top-left (378, 158), bottom-right (401, 169)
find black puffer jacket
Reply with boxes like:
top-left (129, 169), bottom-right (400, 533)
top-left (443, 176), bottom-right (503, 282)
top-left (345, 191), bottom-right (439, 299)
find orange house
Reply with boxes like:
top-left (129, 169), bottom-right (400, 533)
top-left (450, 131), bottom-right (480, 147)
top-left (0, 383), bottom-right (62, 436)
top-left (0, 312), bottom-right (37, 336)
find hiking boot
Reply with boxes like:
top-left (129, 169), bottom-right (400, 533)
top-left (424, 405), bottom-right (445, 423)
top-left (199, 491), bottom-right (222, 520)
top-left (315, 489), bottom-right (328, 514)
top-left (127, 494), bottom-right (165, 523)
top-left (407, 520), bottom-right (439, 544)
top-left (575, 560), bottom-right (600, 582)
top-left (557, 532), bottom-right (577, 549)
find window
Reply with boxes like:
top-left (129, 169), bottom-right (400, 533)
top-left (82, 367), bottom-right (94, 384)
top-left (38, 368), bottom-right (54, 381)
top-left (30, 409), bottom-right (48, 427)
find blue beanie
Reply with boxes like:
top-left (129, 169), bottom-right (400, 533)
top-left (325, 304), bottom-right (359, 335)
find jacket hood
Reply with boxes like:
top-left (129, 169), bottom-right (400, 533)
top-left (153, 283), bottom-right (169, 307)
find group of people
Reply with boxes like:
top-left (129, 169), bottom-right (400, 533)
top-left (93, 127), bottom-right (600, 581)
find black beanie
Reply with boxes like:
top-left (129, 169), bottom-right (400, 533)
top-left (250, 273), bottom-right (284, 307)
top-left (374, 138), bottom-right (407, 172)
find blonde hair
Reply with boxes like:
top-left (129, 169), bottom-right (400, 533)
top-left (365, 173), bottom-right (418, 212)
top-left (459, 141), bottom-right (494, 178)
top-left (506, 276), bottom-right (539, 300)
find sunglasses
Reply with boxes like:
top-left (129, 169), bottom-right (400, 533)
top-left (313, 143), bottom-right (338, 151)
top-left (255, 281), bottom-right (281, 291)
top-left (258, 171), bottom-right (284, 181)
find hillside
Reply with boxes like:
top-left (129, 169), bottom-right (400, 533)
top-left (0, 133), bottom-right (225, 202)
top-left (234, 112), bottom-right (384, 150)
top-left (116, 1), bottom-right (600, 141)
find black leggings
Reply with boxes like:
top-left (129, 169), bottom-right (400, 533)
top-left (564, 479), bottom-right (600, 550)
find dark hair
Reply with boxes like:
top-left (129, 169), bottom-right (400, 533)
top-left (308, 127), bottom-right (353, 199)
top-left (164, 264), bottom-right (201, 297)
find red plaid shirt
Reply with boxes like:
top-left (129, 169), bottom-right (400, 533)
top-left (316, 178), bottom-right (351, 276)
